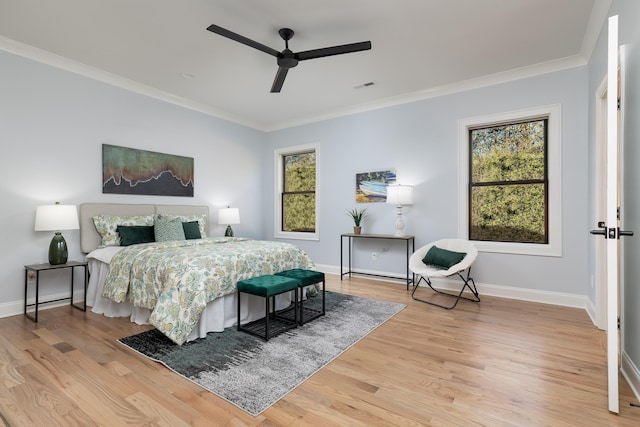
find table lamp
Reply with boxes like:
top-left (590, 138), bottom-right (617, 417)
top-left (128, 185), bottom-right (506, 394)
top-left (386, 184), bottom-right (414, 237)
top-left (218, 207), bottom-right (240, 237)
top-left (34, 202), bottom-right (79, 265)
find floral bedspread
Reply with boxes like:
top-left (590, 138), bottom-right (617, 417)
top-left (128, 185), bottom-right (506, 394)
top-left (102, 237), bottom-right (315, 345)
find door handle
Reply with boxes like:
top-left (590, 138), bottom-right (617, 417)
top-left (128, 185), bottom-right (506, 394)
top-left (591, 221), bottom-right (607, 237)
top-left (619, 229), bottom-right (634, 238)
top-left (590, 222), bottom-right (633, 238)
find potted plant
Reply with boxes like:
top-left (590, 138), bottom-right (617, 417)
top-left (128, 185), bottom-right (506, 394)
top-left (347, 208), bottom-right (368, 235)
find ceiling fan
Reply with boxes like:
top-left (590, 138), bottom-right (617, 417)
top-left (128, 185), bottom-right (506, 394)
top-left (206, 24), bottom-right (372, 93)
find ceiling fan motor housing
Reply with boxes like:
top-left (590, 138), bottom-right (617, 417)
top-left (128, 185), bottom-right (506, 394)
top-left (278, 50), bottom-right (298, 68)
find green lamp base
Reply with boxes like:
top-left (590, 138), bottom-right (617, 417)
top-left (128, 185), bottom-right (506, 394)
top-left (48, 232), bottom-right (68, 265)
top-left (225, 225), bottom-right (234, 237)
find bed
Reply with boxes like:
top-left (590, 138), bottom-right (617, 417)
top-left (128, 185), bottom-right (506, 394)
top-left (80, 203), bottom-right (315, 345)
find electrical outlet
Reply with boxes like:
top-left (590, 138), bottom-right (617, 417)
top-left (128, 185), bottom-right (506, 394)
top-left (27, 271), bottom-right (36, 282)
top-left (372, 252), bottom-right (378, 261)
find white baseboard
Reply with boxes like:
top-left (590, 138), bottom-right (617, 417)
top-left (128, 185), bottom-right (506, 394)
top-left (2, 265), bottom-right (590, 318)
top-left (316, 263), bottom-right (590, 309)
top-left (584, 298), bottom-right (598, 327)
top-left (622, 351), bottom-right (640, 404)
top-left (0, 290), bottom-right (86, 319)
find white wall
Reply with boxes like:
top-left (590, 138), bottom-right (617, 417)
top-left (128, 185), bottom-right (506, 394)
top-left (265, 67), bottom-right (590, 300)
top-left (0, 50), bottom-right (267, 314)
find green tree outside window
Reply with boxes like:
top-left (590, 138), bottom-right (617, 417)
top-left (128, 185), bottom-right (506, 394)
top-left (469, 119), bottom-right (548, 243)
top-left (282, 151), bottom-right (316, 232)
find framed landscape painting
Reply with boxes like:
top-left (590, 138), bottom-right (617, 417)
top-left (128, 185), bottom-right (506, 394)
top-left (355, 169), bottom-right (396, 203)
top-left (102, 144), bottom-right (194, 197)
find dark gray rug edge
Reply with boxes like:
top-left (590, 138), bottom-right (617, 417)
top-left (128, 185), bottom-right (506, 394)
top-left (117, 336), bottom-right (273, 415)
top-left (117, 292), bottom-right (406, 416)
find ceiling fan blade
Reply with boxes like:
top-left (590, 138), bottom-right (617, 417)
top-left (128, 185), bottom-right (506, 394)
top-left (296, 41), bottom-right (371, 61)
top-left (271, 67), bottom-right (289, 93)
top-left (207, 24), bottom-right (280, 57)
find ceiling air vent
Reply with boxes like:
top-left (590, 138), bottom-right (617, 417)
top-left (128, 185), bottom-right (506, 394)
top-left (354, 81), bottom-right (376, 89)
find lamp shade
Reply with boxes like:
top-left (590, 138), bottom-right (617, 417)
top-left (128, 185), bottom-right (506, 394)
top-left (218, 207), bottom-right (240, 238)
top-left (34, 203), bottom-right (79, 265)
top-left (34, 203), bottom-right (79, 231)
top-left (386, 184), bottom-right (414, 205)
top-left (218, 207), bottom-right (240, 225)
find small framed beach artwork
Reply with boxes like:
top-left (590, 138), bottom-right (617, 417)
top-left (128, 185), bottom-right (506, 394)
top-left (355, 169), bottom-right (396, 203)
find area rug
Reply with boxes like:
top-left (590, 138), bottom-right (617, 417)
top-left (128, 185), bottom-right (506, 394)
top-left (118, 291), bottom-right (405, 416)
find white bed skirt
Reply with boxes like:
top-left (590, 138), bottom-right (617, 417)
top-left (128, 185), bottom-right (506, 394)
top-left (87, 259), bottom-right (294, 342)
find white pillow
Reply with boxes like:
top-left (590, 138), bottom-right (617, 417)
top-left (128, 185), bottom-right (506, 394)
top-left (92, 214), bottom-right (155, 247)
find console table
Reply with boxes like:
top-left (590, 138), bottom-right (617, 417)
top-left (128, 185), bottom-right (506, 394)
top-left (340, 233), bottom-right (415, 289)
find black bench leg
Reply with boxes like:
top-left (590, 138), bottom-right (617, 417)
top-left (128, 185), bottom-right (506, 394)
top-left (237, 291), bottom-right (241, 330)
top-left (265, 295), bottom-right (270, 340)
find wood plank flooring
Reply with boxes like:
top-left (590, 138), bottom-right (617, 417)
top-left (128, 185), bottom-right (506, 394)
top-left (1, 275), bottom-right (640, 426)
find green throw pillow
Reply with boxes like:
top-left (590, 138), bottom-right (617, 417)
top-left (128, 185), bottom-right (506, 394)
top-left (182, 221), bottom-right (202, 239)
top-left (422, 246), bottom-right (466, 269)
top-left (116, 225), bottom-right (155, 246)
top-left (154, 216), bottom-right (186, 242)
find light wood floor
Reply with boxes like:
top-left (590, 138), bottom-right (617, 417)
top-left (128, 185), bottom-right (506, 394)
top-left (1, 275), bottom-right (640, 426)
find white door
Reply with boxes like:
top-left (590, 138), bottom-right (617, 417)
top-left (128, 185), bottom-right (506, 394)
top-left (592, 15), bottom-right (617, 414)
top-left (604, 14), bottom-right (623, 415)
top-left (605, 15), bottom-right (620, 414)
top-left (591, 15), bottom-right (634, 414)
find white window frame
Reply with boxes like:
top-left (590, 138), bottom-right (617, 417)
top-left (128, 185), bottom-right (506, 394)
top-left (458, 104), bottom-right (562, 257)
top-left (274, 143), bottom-right (320, 241)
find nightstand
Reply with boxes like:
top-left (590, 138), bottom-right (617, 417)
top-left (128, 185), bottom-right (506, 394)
top-left (24, 261), bottom-right (88, 322)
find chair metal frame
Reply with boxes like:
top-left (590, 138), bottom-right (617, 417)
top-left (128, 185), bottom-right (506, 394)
top-left (409, 239), bottom-right (480, 310)
top-left (412, 267), bottom-right (480, 310)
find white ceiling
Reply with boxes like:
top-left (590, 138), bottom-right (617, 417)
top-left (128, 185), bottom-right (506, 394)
top-left (0, 0), bottom-right (608, 131)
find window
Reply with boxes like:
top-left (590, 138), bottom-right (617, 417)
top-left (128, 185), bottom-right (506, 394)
top-left (274, 144), bottom-right (319, 240)
top-left (469, 119), bottom-right (547, 243)
top-left (458, 105), bottom-right (561, 256)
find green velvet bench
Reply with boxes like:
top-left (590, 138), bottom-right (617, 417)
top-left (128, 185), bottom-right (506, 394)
top-left (275, 269), bottom-right (325, 325)
top-left (236, 274), bottom-right (300, 341)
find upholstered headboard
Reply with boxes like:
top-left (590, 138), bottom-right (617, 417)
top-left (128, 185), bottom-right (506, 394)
top-left (79, 203), bottom-right (209, 253)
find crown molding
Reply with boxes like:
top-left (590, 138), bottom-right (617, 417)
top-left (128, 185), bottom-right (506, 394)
top-left (580, 0), bottom-right (612, 61)
top-left (1, 35), bottom-right (589, 134)
top-left (265, 54), bottom-right (587, 131)
top-left (0, 36), bottom-right (262, 130)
